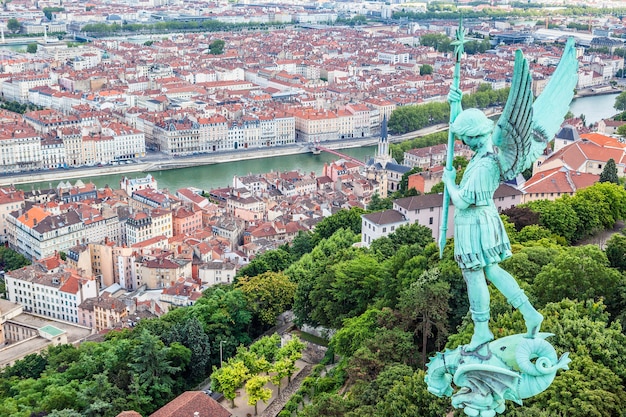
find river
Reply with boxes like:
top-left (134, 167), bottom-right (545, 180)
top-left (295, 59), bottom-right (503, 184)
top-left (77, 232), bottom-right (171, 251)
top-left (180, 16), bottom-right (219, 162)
top-left (18, 146), bottom-right (377, 192)
top-left (569, 92), bottom-right (619, 125)
top-left (15, 93), bottom-right (618, 192)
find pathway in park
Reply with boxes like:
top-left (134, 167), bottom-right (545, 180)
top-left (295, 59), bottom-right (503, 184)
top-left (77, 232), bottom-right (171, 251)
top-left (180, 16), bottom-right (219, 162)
top-left (260, 364), bottom-right (313, 417)
top-left (218, 360), bottom-right (312, 417)
top-left (219, 341), bottom-right (327, 417)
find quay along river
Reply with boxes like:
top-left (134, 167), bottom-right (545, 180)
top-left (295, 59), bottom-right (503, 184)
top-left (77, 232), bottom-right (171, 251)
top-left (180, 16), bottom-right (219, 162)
top-left (10, 92), bottom-right (621, 193)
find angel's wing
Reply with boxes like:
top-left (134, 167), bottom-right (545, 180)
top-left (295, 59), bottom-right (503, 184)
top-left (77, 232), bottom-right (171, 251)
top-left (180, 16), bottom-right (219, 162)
top-left (494, 38), bottom-right (579, 181)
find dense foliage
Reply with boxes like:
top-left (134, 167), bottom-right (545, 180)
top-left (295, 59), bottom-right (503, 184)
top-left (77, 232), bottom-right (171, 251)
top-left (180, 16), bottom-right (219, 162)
top-left (388, 84), bottom-right (509, 136)
top-left (393, 5), bottom-right (626, 21)
top-left (81, 20), bottom-right (284, 36)
top-left (1, 178), bottom-right (625, 416)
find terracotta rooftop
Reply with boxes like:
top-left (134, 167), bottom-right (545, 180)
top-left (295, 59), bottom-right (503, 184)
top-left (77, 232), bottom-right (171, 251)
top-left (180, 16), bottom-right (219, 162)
top-left (149, 391), bottom-right (231, 417)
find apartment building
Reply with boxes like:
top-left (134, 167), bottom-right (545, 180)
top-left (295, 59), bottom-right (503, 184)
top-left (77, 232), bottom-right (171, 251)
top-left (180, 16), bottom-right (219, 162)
top-left (5, 264), bottom-right (98, 323)
top-left (293, 108), bottom-right (339, 143)
top-left (0, 123), bottom-right (43, 173)
top-left (125, 208), bottom-right (172, 247)
top-left (7, 207), bottom-right (97, 260)
top-left (0, 188), bottom-right (24, 243)
top-left (136, 256), bottom-right (192, 290)
top-left (361, 209), bottom-right (409, 248)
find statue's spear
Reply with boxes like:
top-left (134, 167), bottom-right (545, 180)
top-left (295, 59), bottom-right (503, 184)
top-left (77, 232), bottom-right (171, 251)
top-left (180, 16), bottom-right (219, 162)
top-left (439, 19), bottom-right (466, 258)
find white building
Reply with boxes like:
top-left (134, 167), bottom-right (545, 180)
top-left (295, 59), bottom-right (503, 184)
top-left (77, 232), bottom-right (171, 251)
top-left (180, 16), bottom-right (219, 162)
top-left (360, 209), bottom-right (409, 247)
top-left (6, 264), bottom-right (98, 323)
top-left (199, 260), bottom-right (237, 287)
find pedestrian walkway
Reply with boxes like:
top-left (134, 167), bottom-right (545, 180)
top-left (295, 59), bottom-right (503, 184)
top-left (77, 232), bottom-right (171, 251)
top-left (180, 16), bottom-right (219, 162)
top-left (218, 359), bottom-right (311, 417)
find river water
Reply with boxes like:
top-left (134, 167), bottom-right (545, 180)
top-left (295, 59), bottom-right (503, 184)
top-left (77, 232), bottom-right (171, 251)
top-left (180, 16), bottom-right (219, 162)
top-left (569, 92), bottom-right (619, 125)
top-left (16, 93), bottom-right (618, 192)
top-left (19, 146), bottom-right (377, 192)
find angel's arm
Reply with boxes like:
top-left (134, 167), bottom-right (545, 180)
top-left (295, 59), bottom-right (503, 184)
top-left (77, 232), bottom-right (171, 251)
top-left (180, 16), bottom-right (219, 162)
top-left (442, 169), bottom-right (470, 210)
top-left (448, 86), bottom-right (463, 123)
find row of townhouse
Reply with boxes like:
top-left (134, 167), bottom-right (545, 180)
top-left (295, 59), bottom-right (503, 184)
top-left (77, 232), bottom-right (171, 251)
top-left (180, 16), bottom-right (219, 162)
top-left (0, 111), bottom-right (145, 171)
top-left (292, 105), bottom-right (381, 144)
top-left (136, 110), bottom-right (298, 155)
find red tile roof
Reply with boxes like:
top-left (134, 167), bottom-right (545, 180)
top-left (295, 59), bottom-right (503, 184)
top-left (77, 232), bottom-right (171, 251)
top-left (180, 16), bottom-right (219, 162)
top-left (149, 391), bottom-right (231, 417)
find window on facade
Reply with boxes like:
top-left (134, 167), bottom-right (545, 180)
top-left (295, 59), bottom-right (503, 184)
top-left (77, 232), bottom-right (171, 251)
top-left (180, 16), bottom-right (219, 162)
top-left (429, 217), bottom-right (433, 225)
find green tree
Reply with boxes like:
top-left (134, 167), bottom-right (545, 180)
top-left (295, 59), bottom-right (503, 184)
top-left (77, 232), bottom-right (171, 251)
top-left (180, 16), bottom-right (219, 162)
top-left (599, 158), bottom-right (619, 184)
top-left (245, 375), bottom-right (271, 415)
top-left (165, 316), bottom-right (211, 382)
top-left (367, 192), bottom-right (393, 211)
top-left (270, 357), bottom-right (291, 395)
top-left (249, 334), bottom-right (281, 363)
top-left (398, 268), bottom-right (450, 367)
top-left (192, 287), bottom-right (253, 346)
top-left (419, 33), bottom-right (452, 52)
top-left (287, 228), bottom-right (360, 326)
top-left (312, 207), bottom-right (364, 243)
top-left (419, 64), bottom-right (433, 76)
top-left (374, 370), bottom-right (450, 417)
top-left (276, 336), bottom-right (305, 383)
top-left (236, 271), bottom-right (296, 327)
top-left (3, 353), bottom-right (47, 379)
top-left (43, 7), bottom-right (64, 20)
top-left (209, 39), bottom-right (225, 55)
top-left (526, 199), bottom-right (579, 243)
top-left (129, 330), bottom-right (182, 412)
top-left (0, 247), bottom-right (31, 271)
top-left (46, 410), bottom-right (83, 417)
top-left (7, 18), bottom-right (20, 33)
top-left (331, 308), bottom-right (381, 357)
top-left (615, 90), bottom-right (626, 112)
top-left (236, 248), bottom-right (292, 278)
top-left (26, 43), bottom-right (37, 53)
top-left (606, 233), bottom-right (626, 271)
top-left (351, 363), bottom-right (414, 409)
top-left (617, 123), bottom-right (626, 139)
top-left (309, 252), bottom-right (382, 328)
top-left (211, 360), bottom-right (249, 408)
top-left (288, 231), bottom-right (314, 262)
top-left (532, 245), bottom-right (623, 316)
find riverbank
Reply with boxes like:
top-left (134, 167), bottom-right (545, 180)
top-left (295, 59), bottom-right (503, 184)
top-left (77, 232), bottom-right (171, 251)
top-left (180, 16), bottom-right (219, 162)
top-left (0, 118), bottom-right (456, 188)
top-left (574, 86), bottom-right (622, 98)
top-left (0, 138), bottom-right (382, 187)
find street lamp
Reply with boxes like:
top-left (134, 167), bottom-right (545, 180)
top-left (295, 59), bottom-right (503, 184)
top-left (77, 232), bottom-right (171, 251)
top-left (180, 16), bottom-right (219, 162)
top-left (219, 340), bottom-right (225, 367)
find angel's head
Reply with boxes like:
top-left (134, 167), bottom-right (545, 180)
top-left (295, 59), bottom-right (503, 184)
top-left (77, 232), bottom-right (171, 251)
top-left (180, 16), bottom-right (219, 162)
top-left (450, 108), bottom-right (493, 152)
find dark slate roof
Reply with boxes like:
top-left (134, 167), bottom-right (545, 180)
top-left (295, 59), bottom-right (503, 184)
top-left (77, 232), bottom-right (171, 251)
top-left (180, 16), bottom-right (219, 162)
top-left (394, 193), bottom-right (444, 211)
top-left (555, 125), bottom-right (580, 142)
top-left (385, 162), bottom-right (412, 174)
top-left (493, 183), bottom-right (522, 198)
top-left (362, 209), bottom-right (407, 225)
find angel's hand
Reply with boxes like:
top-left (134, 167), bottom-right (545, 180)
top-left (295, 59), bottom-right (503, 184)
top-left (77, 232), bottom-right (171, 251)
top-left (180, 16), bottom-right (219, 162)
top-left (448, 86), bottom-right (462, 104)
top-left (442, 167), bottom-right (457, 185)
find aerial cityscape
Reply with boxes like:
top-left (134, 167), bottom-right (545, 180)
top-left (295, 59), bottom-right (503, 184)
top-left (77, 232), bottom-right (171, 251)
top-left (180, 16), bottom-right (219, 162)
top-left (0, 1), bottom-right (624, 416)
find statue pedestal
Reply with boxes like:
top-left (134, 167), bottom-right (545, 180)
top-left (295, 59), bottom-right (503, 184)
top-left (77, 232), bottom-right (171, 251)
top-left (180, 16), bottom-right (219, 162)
top-left (425, 333), bottom-right (570, 417)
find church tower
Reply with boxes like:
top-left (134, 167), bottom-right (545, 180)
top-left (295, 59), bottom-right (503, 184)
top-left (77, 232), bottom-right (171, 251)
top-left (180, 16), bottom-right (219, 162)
top-left (375, 115), bottom-right (393, 167)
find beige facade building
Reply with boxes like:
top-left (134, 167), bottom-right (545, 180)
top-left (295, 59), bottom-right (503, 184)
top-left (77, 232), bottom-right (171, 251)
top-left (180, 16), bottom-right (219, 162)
top-left (136, 256), bottom-right (192, 290)
top-left (0, 187), bottom-right (24, 244)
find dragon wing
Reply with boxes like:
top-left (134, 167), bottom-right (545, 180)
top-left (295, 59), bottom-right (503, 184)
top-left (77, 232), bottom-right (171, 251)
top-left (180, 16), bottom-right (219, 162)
top-left (452, 364), bottom-right (522, 408)
top-left (494, 38), bottom-right (579, 181)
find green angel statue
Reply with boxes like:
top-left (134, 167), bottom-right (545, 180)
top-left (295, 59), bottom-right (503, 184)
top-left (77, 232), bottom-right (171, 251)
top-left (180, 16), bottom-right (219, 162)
top-left (442, 38), bottom-right (579, 351)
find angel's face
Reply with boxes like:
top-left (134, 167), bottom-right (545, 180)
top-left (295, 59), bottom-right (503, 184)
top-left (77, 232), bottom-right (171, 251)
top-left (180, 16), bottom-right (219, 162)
top-left (460, 132), bottom-right (488, 152)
